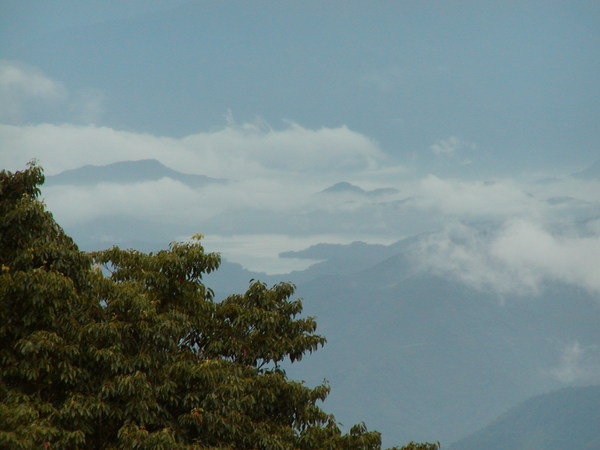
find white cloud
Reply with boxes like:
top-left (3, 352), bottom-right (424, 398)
top-left (0, 119), bottom-right (388, 179)
top-left (181, 120), bottom-right (387, 175)
top-left (0, 60), bottom-right (66, 123)
top-left (418, 220), bottom-right (600, 296)
top-left (4, 107), bottom-right (598, 283)
top-left (415, 175), bottom-right (543, 218)
top-left (0, 60), bottom-right (63, 99)
top-left (548, 341), bottom-right (600, 384)
top-left (430, 136), bottom-right (475, 156)
top-left (4, 119), bottom-right (393, 248)
top-left (44, 178), bottom-right (200, 226)
top-left (491, 220), bottom-right (600, 293)
top-left (198, 233), bottom-right (397, 274)
top-left (416, 222), bottom-right (540, 296)
top-left (0, 60), bottom-right (105, 125)
top-left (2, 61), bottom-right (599, 282)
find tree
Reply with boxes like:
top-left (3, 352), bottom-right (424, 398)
top-left (389, 443), bottom-right (440, 450)
top-left (0, 163), bottom-right (438, 449)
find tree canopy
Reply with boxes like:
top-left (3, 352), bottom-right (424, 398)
top-left (0, 163), bottom-right (439, 449)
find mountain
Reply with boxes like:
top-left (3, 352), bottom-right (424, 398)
top-left (56, 216), bottom-right (600, 447)
top-left (42, 157), bottom-right (600, 447)
top-left (72, 228), bottom-right (600, 446)
top-left (320, 181), bottom-right (365, 195)
top-left (199, 237), bottom-right (600, 447)
top-left (319, 181), bottom-right (399, 198)
top-left (45, 159), bottom-right (225, 187)
top-left (278, 241), bottom-right (398, 283)
top-left (448, 385), bottom-right (600, 449)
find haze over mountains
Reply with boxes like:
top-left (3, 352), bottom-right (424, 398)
top-left (449, 386), bottom-right (600, 450)
top-left (2, 2), bottom-right (600, 446)
top-left (34, 158), bottom-right (600, 447)
top-left (45, 159), bottom-right (225, 187)
top-left (319, 181), bottom-right (399, 198)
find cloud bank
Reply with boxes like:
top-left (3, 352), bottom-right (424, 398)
top-left (418, 219), bottom-right (600, 296)
top-left (0, 121), bottom-right (387, 179)
top-left (2, 60), bottom-right (600, 287)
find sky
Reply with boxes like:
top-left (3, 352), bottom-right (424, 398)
top-left (1, 0), bottom-right (600, 293)
top-left (2, 0), bottom-right (599, 169)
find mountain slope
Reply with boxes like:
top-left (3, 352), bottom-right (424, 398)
top-left (448, 385), bottom-right (600, 450)
top-left (63, 229), bottom-right (600, 447)
top-left (277, 239), bottom-right (600, 447)
top-left (45, 159), bottom-right (224, 187)
top-left (43, 159), bottom-right (600, 450)
top-left (319, 181), bottom-right (399, 197)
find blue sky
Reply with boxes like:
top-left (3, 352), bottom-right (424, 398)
top-left (2, 0), bottom-right (599, 174)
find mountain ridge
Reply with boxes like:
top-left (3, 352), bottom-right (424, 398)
top-left (448, 385), bottom-right (600, 449)
top-left (45, 159), bottom-right (225, 187)
top-left (319, 181), bottom-right (399, 198)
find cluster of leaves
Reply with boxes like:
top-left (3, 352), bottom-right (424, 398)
top-left (0, 163), bottom-right (439, 449)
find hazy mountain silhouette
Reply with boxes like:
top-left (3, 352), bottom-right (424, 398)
top-left (45, 159), bottom-right (225, 187)
top-left (204, 236), bottom-right (600, 446)
top-left (45, 161), bottom-right (600, 447)
top-left (319, 181), bottom-right (399, 197)
top-left (61, 225), bottom-right (600, 447)
top-left (448, 385), bottom-right (600, 449)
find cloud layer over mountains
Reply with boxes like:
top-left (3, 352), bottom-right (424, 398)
top-left (2, 6), bottom-right (600, 445)
top-left (1, 58), bottom-right (600, 298)
top-left (419, 220), bottom-right (600, 297)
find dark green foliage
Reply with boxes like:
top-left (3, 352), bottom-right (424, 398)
top-left (0, 164), bottom-right (432, 448)
top-left (392, 442), bottom-right (440, 450)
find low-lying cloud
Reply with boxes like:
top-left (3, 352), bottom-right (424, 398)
top-left (0, 121), bottom-right (388, 180)
top-left (418, 219), bottom-right (600, 297)
top-left (44, 179), bottom-right (200, 226)
top-left (416, 175), bottom-right (543, 218)
top-left (2, 60), bottom-right (600, 287)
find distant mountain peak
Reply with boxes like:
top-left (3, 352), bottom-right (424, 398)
top-left (319, 181), bottom-right (399, 197)
top-left (45, 159), bottom-right (225, 187)
top-left (320, 181), bottom-right (365, 194)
